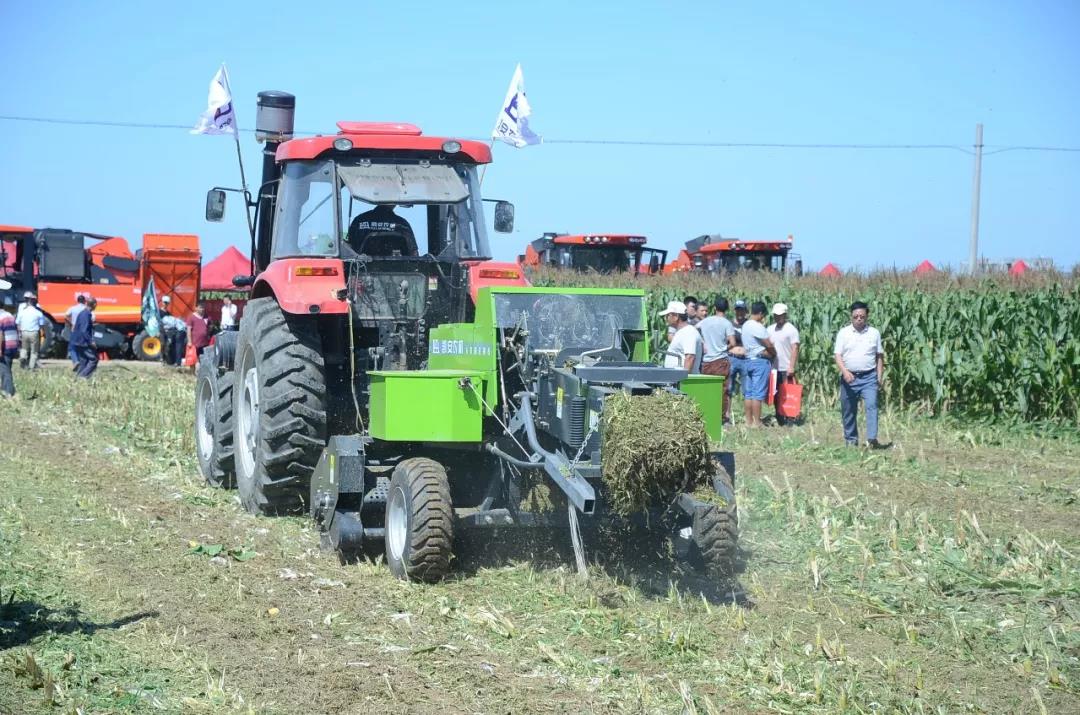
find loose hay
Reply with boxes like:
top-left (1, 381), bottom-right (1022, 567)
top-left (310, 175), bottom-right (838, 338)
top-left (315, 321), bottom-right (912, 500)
top-left (600, 390), bottom-right (713, 516)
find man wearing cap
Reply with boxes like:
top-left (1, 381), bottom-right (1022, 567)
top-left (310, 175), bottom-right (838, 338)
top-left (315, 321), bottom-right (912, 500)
top-left (724, 299), bottom-right (749, 421)
top-left (659, 300), bottom-right (702, 373)
top-left (160, 295), bottom-right (180, 366)
top-left (16, 292), bottom-right (47, 370)
top-left (71, 297), bottom-right (99, 378)
top-left (834, 301), bottom-right (885, 447)
top-left (769, 303), bottom-right (800, 425)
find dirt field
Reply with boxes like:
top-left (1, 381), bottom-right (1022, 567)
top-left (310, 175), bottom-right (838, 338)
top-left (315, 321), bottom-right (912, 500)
top-left (1, 365), bottom-right (1077, 714)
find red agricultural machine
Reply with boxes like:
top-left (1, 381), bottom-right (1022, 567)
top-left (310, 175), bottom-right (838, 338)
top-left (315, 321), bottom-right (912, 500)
top-left (666, 234), bottom-right (801, 275)
top-left (520, 233), bottom-right (667, 274)
top-left (0, 225), bottom-right (201, 358)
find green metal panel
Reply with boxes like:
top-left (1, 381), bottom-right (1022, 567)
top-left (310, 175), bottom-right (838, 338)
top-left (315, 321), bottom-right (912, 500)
top-left (678, 375), bottom-right (725, 442)
top-left (368, 370), bottom-right (484, 442)
top-left (427, 323), bottom-right (498, 410)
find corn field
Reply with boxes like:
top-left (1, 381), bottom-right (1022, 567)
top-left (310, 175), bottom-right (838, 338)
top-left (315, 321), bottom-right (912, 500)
top-left (530, 268), bottom-right (1080, 425)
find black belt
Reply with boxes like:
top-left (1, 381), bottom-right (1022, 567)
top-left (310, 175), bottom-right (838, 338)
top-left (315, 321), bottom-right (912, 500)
top-left (850, 369), bottom-right (875, 377)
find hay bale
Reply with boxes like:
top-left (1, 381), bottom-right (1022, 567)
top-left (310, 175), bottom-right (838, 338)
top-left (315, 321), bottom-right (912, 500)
top-left (600, 390), bottom-right (713, 516)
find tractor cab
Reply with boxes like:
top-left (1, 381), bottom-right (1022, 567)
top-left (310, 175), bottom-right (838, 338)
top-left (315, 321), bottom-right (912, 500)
top-left (521, 233), bottom-right (667, 274)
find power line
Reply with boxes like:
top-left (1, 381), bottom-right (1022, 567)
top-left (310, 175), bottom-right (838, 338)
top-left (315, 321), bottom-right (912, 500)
top-left (1, 113), bottom-right (1079, 154)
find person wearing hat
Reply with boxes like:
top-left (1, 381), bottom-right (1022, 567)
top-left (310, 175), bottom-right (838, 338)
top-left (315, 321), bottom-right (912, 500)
top-left (769, 303), bottom-right (800, 425)
top-left (659, 300), bottom-right (702, 373)
top-left (71, 297), bottom-right (99, 378)
top-left (724, 299), bottom-right (750, 421)
top-left (16, 291), bottom-right (47, 370)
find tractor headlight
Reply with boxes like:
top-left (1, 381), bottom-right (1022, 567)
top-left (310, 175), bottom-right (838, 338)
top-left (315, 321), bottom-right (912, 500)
top-left (442, 140), bottom-right (462, 154)
top-left (333, 138), bottom-right (353, 151)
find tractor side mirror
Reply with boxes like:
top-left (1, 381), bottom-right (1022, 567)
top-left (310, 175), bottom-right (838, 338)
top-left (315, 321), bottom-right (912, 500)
top-left (493, 201), bottom-right (515, 234)
top-left (205, 189), bottom-right (227, 222)
top-left (232, 274), bottom-right (255, 288)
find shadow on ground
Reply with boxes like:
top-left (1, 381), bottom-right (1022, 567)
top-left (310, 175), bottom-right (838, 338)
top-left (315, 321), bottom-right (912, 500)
top-left (453, 526), bottom-right (752, 607)
top-left (0, 592), bottom-right (158, 650)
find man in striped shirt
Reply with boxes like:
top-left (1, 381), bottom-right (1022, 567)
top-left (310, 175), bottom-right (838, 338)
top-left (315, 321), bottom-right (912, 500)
top-left (0, 297), bottom-right (18, 396)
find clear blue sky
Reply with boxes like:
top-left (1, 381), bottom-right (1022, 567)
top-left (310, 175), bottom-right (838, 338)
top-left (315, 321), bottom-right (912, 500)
top-left (2, 0), bottom-right (1078, 271)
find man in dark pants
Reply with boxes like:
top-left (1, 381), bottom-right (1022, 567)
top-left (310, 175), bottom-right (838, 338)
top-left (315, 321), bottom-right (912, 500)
top-left (833, 301), bottom-right (886, 447)
top-left (0, 297), bottom-right (18, 396)
top-left (71, 298), bottom-right (99, 379)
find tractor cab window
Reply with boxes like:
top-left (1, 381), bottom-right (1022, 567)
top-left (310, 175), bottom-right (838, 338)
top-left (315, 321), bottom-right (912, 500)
top-left (271, 160), bottom-right (340, 258)
top-left (338, 160), bottom-right (491, 261)
top-left (568, 246), bottom-right (636, 273)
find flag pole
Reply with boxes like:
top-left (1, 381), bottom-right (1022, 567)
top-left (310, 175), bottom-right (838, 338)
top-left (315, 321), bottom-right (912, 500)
top-left (221, 64), bottom-right (256, 244)
top-left (479, 140), bottom-right (496, 185)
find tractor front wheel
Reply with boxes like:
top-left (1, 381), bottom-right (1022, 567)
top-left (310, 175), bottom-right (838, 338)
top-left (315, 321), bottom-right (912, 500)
top-left (233, 297), bottom-right (327, 515)
top-left (385, 458), bottom-right (454, 582)
top-left (195, 347), bottom-right (235, 488)
top-left (132, 331), bottom-right (163, 361)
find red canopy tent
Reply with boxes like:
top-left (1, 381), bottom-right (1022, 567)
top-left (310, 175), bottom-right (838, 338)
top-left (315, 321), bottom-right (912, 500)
top-left (201, 245), bottom-right (251, 291)
top-left (913, 259), bottom-right (937, 275)
top-left (819, 262), bottom-right (841, 277)
top-left (1008, 259), bottom-right (1029, 276)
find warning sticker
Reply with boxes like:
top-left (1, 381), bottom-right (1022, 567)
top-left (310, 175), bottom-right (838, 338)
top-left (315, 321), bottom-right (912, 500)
top-left (555, 387), bottom-right (564, 419)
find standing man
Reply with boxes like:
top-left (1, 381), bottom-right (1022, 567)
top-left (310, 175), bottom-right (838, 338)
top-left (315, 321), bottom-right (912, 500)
top-left (160, 296), bottom-right (178, 366)
top-left (682, 296), bottom-right (702, 326)
top-left (738, 302), bottom-right (776, 427)
top-left (834, 301), bottom-right (886, 447)
top-left (659, 300), bottom-right (702, 373)
top-left (769, 303), bottom-right (800, 425)
top-left (220, 296), bottom-right (239, 331)
top-left (725, 299), bottom-right (749, 422)
top-left (71, 297), bottom-right (99, 378)
top-left (16, 292), bottom-right (46, 370)
top-left (0, 297), bottom-right (18, 396)
top-left (186, 303), bottom-right (212, 361)
top-left (64, 295), bottom-right (88, 368)
top-left (698, 297), bottom-right (735, 423)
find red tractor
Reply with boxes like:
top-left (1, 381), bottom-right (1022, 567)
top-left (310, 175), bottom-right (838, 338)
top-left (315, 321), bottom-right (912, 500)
top-left (195, 91), bottom-right (524, 513)
top-left (521, 233), bottom-right (667, 274)
top-left (666, 234), bottom-right (802, 275)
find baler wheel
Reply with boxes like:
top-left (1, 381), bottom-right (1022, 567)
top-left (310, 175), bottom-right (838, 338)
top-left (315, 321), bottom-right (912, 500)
top-left (688, 469), bottom-right (739, 578)
top-left (233, 297), bottom-right (327, 515)
top-left (132, 331), bottom-right (162, 361)
top-left (195, 347), bottom-right (235, 488)
top-left (385, 458), bottom-right (454, 582)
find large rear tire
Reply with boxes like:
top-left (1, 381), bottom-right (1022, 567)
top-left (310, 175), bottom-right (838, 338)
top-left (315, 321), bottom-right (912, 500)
top-left (195, 347), bottom-right (235, 488)
top-left (233, 297), bottom-right (327, 515)
top-left (385, 458), bottom-right (454, 582)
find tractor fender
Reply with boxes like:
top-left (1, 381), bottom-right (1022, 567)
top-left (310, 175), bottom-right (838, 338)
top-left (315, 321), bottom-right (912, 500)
top-left (464, 260), bottom-right (529, 303)
top-left (250, 257), bottom-right (349, 316)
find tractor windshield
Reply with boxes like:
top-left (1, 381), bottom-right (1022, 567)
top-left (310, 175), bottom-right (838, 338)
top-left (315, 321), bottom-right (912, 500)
top-left (271, 159), bottom-right (492, 261)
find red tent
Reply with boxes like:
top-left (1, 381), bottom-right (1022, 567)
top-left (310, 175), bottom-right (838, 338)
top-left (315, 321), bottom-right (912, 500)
top-left (1008, 259), bottom-right (1028, 276)
top-left (913, 259), bottom-right (937, 275)
top-left (201, 246), bottom-right (251, 290)
top-left (819, 262), bottom-right (841, 277)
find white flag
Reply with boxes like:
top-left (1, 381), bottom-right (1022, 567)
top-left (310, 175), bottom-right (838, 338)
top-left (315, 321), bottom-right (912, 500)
top-left (491, 64), bottom-right (541, 148)
top-left (192, 64), bottom-right (237, 136)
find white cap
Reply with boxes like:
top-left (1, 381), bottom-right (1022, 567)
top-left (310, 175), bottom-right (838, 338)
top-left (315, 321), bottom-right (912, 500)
top-left (23, 291), bottom-right (35, 299)
top-left (772, 303), bottom-right (788, 316)
top-left (658, 300), bottom-right (688, 317)
top-left (162, 295), bottom-right (171, 303)
top-left (0, 278), bottom-right (10, 290)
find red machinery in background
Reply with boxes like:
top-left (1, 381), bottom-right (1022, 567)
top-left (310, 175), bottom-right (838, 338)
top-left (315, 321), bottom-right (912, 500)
top-left (666, 234), bottom-right (801, 275)
top-left (0, 225), bottom-right (200, 359)
top-left (520, 232), bottom-right (667, 274)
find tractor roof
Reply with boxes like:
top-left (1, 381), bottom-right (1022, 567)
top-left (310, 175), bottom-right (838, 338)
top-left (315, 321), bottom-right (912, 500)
top-left (690, 234), bottom-right (793, 254)
top-left (277, 122), bottom-right (492, 164)
top-left (550, 234), bottom-right (648, 246)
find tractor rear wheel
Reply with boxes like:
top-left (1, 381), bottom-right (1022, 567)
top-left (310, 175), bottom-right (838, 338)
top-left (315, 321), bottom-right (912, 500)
top-left (688, 469), bottom-right (738, 577)
top-left (132, 331), bottom-right (163, 361)
top-left (385, 458), bottom-right (454, 582)
top-left (195, 347), bottom-right (235, 488)
top-left (233, 297), bottom-right (327, 515)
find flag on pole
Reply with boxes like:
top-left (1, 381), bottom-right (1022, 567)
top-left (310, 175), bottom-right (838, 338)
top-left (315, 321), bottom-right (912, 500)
top-left (141, 277), bottom-right (162, 338)
top-left (492, 64), bottom-right (541, 148)
top-left (192, 64), bottom-right (237, 135)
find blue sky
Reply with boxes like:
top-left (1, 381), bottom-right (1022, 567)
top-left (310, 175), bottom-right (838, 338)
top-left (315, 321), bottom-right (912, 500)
top-left (1, 0), bottom-right (1077, 270)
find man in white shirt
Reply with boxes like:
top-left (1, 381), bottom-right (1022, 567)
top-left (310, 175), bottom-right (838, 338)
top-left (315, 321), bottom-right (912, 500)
top-left (16, 292), bottom-right (47, 370)
top-left (769, 303), bottom-right (800, 425)
top-left (698, 297), bottom-right (735, 423)
top-left (220, 296), bottom-right (239, 331)
top-left (659, 300), bottom-right (702, 373)
top-left (833, 301), bottom-right (885, 447)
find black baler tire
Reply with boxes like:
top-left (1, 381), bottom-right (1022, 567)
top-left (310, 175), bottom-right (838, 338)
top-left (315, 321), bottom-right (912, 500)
top-left (689, 470), bottom-right (739, 577)
top-left (233, 297), bottom-right (327, 516)
top-left (385, 458), bottom-right (454, 583)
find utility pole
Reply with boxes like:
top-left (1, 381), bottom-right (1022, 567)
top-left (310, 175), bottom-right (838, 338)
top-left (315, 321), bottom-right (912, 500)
top-left (968, 123), bottom-right (984, 274)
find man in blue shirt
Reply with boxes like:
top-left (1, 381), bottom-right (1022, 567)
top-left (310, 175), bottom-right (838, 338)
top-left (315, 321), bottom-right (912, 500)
top-left (71, 297), bottom-right (99, 379)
